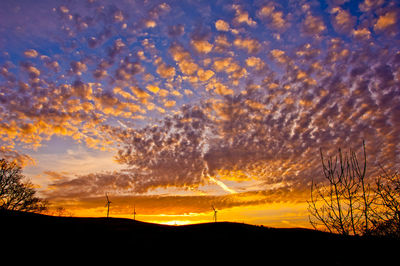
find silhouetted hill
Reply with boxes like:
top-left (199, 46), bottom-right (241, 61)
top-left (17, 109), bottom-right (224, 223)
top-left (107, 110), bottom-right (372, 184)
top-left (1, 210), bottom-right (397, 264)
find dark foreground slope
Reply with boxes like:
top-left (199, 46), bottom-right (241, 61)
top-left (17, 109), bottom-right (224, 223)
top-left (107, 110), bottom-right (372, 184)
top-left (1, 210), bottom-right (397, 264)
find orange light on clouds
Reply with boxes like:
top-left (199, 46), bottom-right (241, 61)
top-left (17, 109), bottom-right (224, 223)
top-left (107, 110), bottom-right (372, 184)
top-left (1, 0), bottom-right (399, 230)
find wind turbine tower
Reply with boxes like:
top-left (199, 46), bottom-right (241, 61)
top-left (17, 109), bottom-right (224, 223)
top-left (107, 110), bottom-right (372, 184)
top-left (105, 193), bottom-right (112, 218)
top-left (212, 205), bottom-right (217, 223)
top-left (133, 204), bottom-right (136, 221)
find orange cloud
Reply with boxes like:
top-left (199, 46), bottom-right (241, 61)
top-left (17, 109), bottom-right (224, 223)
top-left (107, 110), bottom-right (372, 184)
top-left (197, 68), bottom-right (214, 81)
top-left (374, 11), bottom-right (397, 32)
top-left (145, 19), bottom-right (157, 28)
top-left (70, 61), bottom-right (88, 76)
top-left (164, 100), bottom-right (176, 108)
top-left (113, 87), bottom-right (136, 101)
top-left (155, 58), bottom-right (176, 79)
top-left (24, 49), bottom-right (39, 58)
top-left (214, 35), bottom-right (231, 53)
top-left (246, 56), bottom-right (265, 71)
top-left (213, 57), bottom-right (241, 73)
top-left (169, 43), bottom-right (199, 76)
top-left (191, 39), bottom-right (213, 54)
top-left (302, 13), bottom-right (326, 35)
top-left (215, 19), bottom-right (230, 31)
top-left (233, 37), bottom-right (261, 54)
top-left (352, 27), bottom-right (371, 40)
top-left (330, 7), bottom-right (356, 34)
top-left (232, 4), bottom-right (257, 27)
top-left (270, 49), bottom-right (288, 64)
top-left (212, 81), bottom-right (234, 96)
top-left (146, 84), bottom-right (160, 94)
top-left (130, 86), bottom-right (151, 103)
top-left (258, 3), bottom-right (289, 31)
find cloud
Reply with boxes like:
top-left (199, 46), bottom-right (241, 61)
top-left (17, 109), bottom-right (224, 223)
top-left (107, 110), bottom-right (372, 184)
top-left (130, 86), bottom-right (151, 103)
top-left (0, 146), bottom-right (34, 167)
top-left (101, 42), bottom-right (399, 197)
top-left (164, 100), bottom-right (176, 108)
top-left (24, 49), bottom-right (39, 58)
top-left (113, 87), bottom-right (136, 102)
top-left (20, 62), bottom-right (41, 79)
top-left (213, 57), bottom-right (241, 74)
top-left (156, 59), bottom-right (176, 79)
top-left (191, 39), bottom-right (213, 54)
top-left (70, 61), bottom-right (88, 76)
top-left (302, 13), bottom-right (326, 35)
top-left (72, 80), bottom-right (93, 100)
top-left (108, 39), bottom-right (126, 59)
top-left (359, 0), bottom-right (385, 12)
top-left (374, 11), bottom-right (398, 32)
top-left (213, 35), bottom-right (231, 53)
top-left (45, 171), bottom-right (133, 199)
top-left (115, 59), bottom-right (144, 82)
top-left (233, 37), bottom-right (261, 54)
top-left (270, 49), bottom-right (289, 64)
top-left (213, 81), bottom-right (234, 95)
top-left (146, 84), bottom-right (160, 94)
top-left (215, 20), bottom-right (230, 32)
top-left (197, 68), bottom-right (214, 82)
top-left (258, 3), bottom-right (290, 31)
top-left (232, 4), bottom-right (257, 27)
top-left (144, 19), bottom-right (157, 28)
top-left (168, 24), bottom-right (185, 36)
top-left (352, 27), bottom-right (371, 40)
top-left (169, 43), bottom-right (199, 75)
top-left (330, 7), bottom-right (356, 34)
top-left (246, 56), bottom-right (266, 71)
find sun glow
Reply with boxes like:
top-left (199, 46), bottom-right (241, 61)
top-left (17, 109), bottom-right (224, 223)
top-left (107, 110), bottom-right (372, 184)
top-left (157, 220), bottom-right (196, 226)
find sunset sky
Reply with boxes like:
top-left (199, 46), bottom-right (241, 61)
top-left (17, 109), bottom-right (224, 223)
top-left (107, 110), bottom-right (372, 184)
top-left (0, 0), bottom-right (399, 227)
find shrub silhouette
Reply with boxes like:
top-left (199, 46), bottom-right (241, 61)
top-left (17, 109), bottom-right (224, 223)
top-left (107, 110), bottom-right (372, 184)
top-left (308, 141), bottom-right (400, 238)
top-left (371, 168), bottom-right (400, 237)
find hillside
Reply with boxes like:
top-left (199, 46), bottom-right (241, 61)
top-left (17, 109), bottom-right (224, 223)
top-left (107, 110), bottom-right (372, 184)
top-left (0, 210), bottom-right (396, 264)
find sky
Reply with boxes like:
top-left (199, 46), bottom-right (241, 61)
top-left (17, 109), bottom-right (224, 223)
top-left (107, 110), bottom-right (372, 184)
top-left (0, 0), bottom-right (399, 227)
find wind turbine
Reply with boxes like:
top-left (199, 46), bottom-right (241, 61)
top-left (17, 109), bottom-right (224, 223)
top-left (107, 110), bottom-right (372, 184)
top-left (212, 205), bottom-right (217, 223)
top-left (133, 204), bottom-right (136, 221)
top-left (105, 193), bottom-right (112, 218)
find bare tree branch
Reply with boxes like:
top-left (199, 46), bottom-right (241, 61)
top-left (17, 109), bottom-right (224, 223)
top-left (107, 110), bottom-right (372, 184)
top-left (308, 141), bottom-right (374, 236)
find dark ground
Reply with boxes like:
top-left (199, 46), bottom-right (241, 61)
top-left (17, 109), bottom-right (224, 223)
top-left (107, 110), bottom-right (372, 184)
top-left (1, 210), bottom-right (397, 265)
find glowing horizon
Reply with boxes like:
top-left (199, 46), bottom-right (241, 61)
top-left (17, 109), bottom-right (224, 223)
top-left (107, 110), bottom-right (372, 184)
top-left (51, 199), bottom-right (310, 228)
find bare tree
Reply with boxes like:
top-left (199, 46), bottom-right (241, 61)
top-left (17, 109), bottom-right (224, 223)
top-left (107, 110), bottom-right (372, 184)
top-left (371, 167), bottom-right (400, 237)
top-left (0, 158), bottom-right (47, 212)
top-left (308, 141), bottom-right (374, 236)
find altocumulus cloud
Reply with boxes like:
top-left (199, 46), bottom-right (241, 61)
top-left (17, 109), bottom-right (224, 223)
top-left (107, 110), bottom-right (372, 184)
top-left (47, 44), bottom-right (400, 198)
